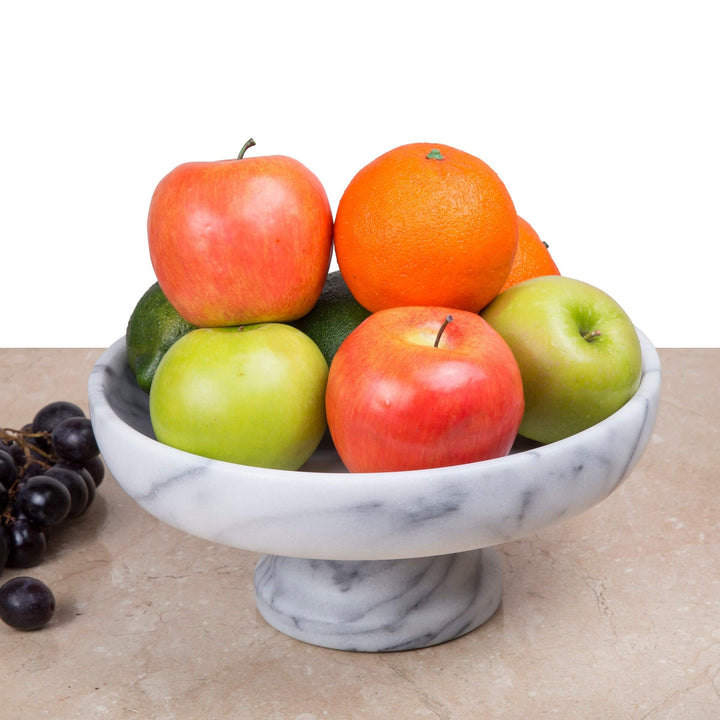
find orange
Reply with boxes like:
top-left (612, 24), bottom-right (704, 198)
top-left (334, 143), bottom-right (518, 313)
top-left (499, 216), bottom-right (560, 292)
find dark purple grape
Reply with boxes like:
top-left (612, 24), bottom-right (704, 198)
top-left (82, 455), bottom-right (105, 488)
top-left (55, 463), bottom-right (95, 511)
top-left (18, 433), bottom-right (52, 471)
top-left (18, 476), bottom-right (72, 527)
top-left (43, 466), bottom-right (89, 518)
top-left (32, 401), bottom-right (86, 435)
top-left (5, 519), bottom-right (47, 568)
top-left (20, 461), bottom-right (46, 482)
top-left (0, 525), bottom-right (8, 570)
top-left (1, 440), bottom-right (26, 469)
top-left (0, 400), bottom-right (109, 631)
top-left (50, 417), bottom-right (99, 464)
top-left (19, 423), bottom-right (50, 453)
top-left (79, 471), bottom-right (96, 510)
top-left (8, 497), bottom-right (29, 522)
top-left (0, 482), bottom-right (8, 514)
top-left (0, 449), bottom-right (18, 487)
top-left (0, 576), bottom-right (55, 630)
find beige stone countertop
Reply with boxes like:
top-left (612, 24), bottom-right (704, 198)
top-left (0, 347), bottom-right (718, 719)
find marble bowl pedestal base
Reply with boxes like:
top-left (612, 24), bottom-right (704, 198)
top-left (88, 332), bottom-right (660, 655)
top-left (254, 548), bottom-right (503, 652)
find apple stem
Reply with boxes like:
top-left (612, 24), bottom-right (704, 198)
top-left (434, 315), bottom-right (453, 347)
top-left (582, 329), bottom-right (602, 342)
top-left (238, 138), bottom-right (256, 159)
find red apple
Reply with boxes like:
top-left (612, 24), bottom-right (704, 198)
top-left (326, 306), bottom-right (524, 473)
top-left (147, 139), bottom-right (333, 327)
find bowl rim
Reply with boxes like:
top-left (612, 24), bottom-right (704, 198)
top-left (89, 328), bottom-right (661, 483)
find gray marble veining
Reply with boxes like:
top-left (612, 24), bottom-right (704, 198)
top-left (254, 549), bottom-right (503, 651)
top-left (88, 329), bottom-right (660, 650)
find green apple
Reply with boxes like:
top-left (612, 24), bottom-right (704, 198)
top-left (148, 324), bottom-right (328, 470)
top-left (481, 275), bottom-right (642, 444)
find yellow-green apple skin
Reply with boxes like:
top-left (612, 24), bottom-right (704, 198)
top-left (481, 276), bottom-right (642, 444)
top-left (148, 324), bottom-right (328, 470)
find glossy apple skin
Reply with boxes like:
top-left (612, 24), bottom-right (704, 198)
top-left (149, 325), bottom-right (328, 471)
top-left (326, 307), bottom-right (524, 473)
top-left (481, 275), bottom-right (643, 444)
top-left (148, 152), bottom-right (333, 327)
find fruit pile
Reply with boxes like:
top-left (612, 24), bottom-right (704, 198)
top-left (130, 139), bottom-right (643, 474)
top-left (0, 401), bottom-right (105, 630)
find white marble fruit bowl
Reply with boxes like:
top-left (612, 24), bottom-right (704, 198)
top-left (88, 330), bottom-right (660, 651)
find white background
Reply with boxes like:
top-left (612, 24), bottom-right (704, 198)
top-left (1, 1), bottom-right (717, 348)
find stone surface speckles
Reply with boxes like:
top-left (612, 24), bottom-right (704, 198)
top-left (1, 346), bottom-right (717, 717)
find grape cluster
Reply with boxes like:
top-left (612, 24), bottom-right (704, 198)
top-left (0, 401), bottom-right (104, 630)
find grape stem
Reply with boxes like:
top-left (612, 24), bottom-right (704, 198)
top-left (0, 426), bottom-right (55, 489)
top-left (1, 426), bottom-right (56, 522)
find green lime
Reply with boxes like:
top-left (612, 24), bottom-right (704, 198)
top-left (292, 270), bottom-right (372, 367)
top-left (126, 282), bottom-right (196, 393)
